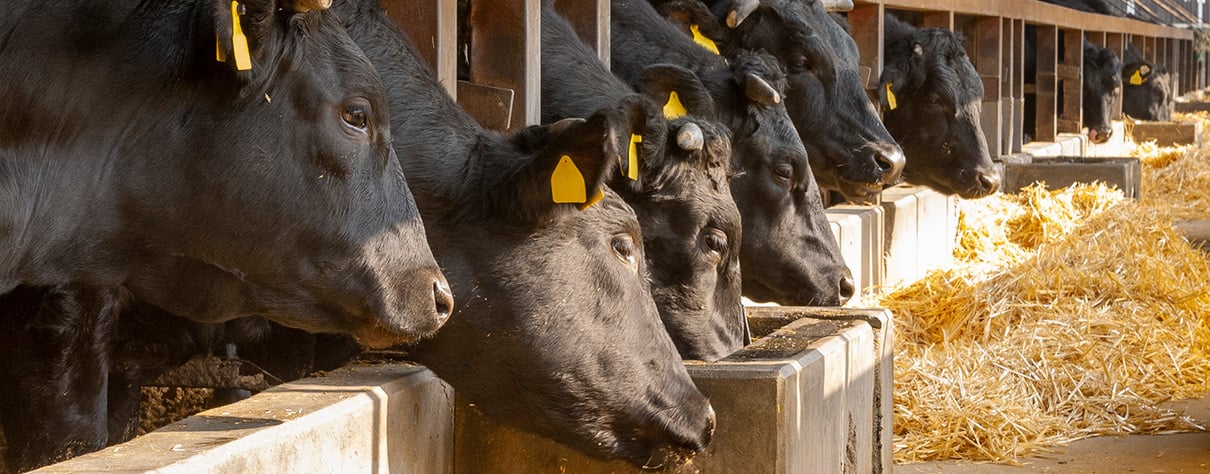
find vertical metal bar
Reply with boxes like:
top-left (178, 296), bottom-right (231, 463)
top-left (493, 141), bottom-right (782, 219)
top-left (1059, 28), bottom-right (1083, 134)
top-left (1035, 24), bottom-right (1058, 142)
top-left (849, 3), bottom-right (885, 102)
top-left (468, 0), bottom-right (541, 129)
top-left (383, 0), bottom-right (458, 98)
top-left (553, 0), bottom-right (610, 65)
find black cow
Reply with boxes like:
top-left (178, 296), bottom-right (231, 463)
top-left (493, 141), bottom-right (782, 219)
top-left (879, 14), bottom-right (1000, 198)
top-left (337, 0), bottom-right (716, 467)
top-left (611, 0), bottom-right (856, 306)
top-left (0, 0), bottom-right (450, 347)
top-left (540, 6), bottom-right (746, 361)
top-left (1122, 44), bottom-right (1173, 121)
top-left (1081, 41), bottom-right (1124, 143)
top-left (667, 0), bottom-right (906, 203)
top-left (0, 1), bottom-right (449, 470)
top-left (1024, 30), bottom-right (1126, 144)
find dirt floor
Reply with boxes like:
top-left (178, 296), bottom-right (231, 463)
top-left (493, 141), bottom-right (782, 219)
top-left (897, 395), bottom-right (1210, 473)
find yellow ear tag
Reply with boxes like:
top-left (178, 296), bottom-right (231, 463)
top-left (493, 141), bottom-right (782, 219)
top-left (216, 38), bottom-right (227, 62)
top-left (627, 134), bottom-right (642, 180)
top-left (690, 24), bottom-right (721, 56)
top-left (551, 155), bottom-right (588, 204)
top-left (885, 83), bottom-right (898, 110)
top-left (230, 1), bottom-right (252, 71)
top-left (1129, 70), bottom-right (1144, 86)
top-left (664, 91), bottom-right (688, 120)
top-left (579, 188), bottom-right (605, 210)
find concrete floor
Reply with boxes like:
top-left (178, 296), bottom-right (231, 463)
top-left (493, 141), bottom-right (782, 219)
top-left (896, 395), bottom-right (1210, 473)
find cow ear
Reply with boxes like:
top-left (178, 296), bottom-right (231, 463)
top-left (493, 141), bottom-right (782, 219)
top-left (211, 0), bottom-right (329, 76)
top-left (656, 0), bottom-right (729, 55)
top-left (500, 110), bottom-right (624, 224)
top-left (614, 94), bottom-right (670, 179)
top-left (879, 67), bottom-right (908, 111)
top-left (637, 64), bottom-right (718, 119)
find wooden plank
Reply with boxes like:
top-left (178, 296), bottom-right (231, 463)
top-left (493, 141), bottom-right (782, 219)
top-left (849, 3), bottom-right (885, 95)
top-left (853, 0), bottom-right (1193, 40)
top-left (1012, 19), bottom-right (1025, 153)
top-left (382, 0), bottom-right (458, 98)
top-left (972, 16), bottom-right (1003, 156)
top-left (1001, 17), bottom-right (1016, 155)
top-left (467, 0), bottom-right (541, 129)
top-left (553, 0), bottom-right (609, 65)
top-left (1035, 24), bottom-right (1058, 142)
top-left (922, 11), bottom-right (953, 30)
top-left (457, 81), bottom-right (514, 131)
top-left (1060, 28), bottom-right (1083, 134)
top-left (1107, 32), bottom-right (1126, 120)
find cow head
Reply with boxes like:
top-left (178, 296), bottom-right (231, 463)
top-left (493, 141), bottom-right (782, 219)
top-left (1081, 41), bottom-right (1123, 144)
top-left (408, 110), bottom-right (716, 466)
top-left (618, 71), bottom-right (746, 361)
top-left (879, 16), bottom-right (1000, 198)
top-left (0, 0), bottom-right (449, 348)
top-left (707, 0), bottom-right (906, 203)
top-left (334, 1), bottom-right (716, 466)
top-left (1122, 46), bottom-right (1172, 122)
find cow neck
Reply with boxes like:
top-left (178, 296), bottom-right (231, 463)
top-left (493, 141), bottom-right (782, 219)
top-left (0, 2), bottom-right (232, 291)
top-left (539, 6), bottom-right (634, 122)
top-left (342, 5), bottom-right (487, 225)
top-left (610, 0), bottom-right (726, 87)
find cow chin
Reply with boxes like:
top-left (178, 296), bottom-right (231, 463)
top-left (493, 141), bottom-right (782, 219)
top-left (350, 324), bottom-right (424, 349)
top-left (836, 180), bottom-right (885, 204)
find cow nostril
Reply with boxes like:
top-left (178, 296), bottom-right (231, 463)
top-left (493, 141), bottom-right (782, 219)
top-left (875, 148), bottom-right (906, 184)
top-left (433, 280), bottom-right (454, 324)
top-left (978, 171), bottom-right (1001, 194)
top-left (701, 404), bottom-right (717, 447)
top-left (837, 276), bottom-right (856, 301)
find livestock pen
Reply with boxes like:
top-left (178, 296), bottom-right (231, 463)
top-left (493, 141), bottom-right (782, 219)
top-left (15, 0), bottom-right (1210, 473)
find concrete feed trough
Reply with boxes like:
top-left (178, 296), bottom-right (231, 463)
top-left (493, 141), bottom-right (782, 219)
top-left (455, 307), bottom-right (894, 473)
top-left (1002, 156), bottom-right (1142, 198)
top-left (34, 308), bottom-right (892, 473)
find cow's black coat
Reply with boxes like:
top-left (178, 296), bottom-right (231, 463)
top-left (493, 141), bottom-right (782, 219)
top-left (879, 14), bottom-right (1000, 198)
top-left (540, 6), bottom-right (746, 361)
top-left (0, 1), bottom-right (447, 470)
top-left (1122, 44), bottom-right (1173, 121)
top-left (611, 0), bottom-right (856, 306)
top-left (1081, 41), bottom-right (1123, 144)
top-left (337, 0), bottom-right (716, 467)
top-left (684, 0), bottom-right (907, 202)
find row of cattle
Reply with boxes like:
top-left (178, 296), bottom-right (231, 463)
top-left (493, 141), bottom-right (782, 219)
top-left (0, 0), bottom-right (1175, 471)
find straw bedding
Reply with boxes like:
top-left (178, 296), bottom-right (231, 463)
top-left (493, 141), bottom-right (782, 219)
top-left (883, 120), bottom-right (1210, 463)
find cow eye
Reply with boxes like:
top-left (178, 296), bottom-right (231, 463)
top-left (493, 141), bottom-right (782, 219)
top-left (926, 95), bottom-right (943, 106)
top-left (772, 162), bottom-right (794, 186)
top-left (611, 234), bottom-right (639, 271)
top-left (702, 228), bottom-right (728, 262)
top-left (789, 55), bottom-right (809, 73)
top-left (341, 102), bottom-right (370, 132)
